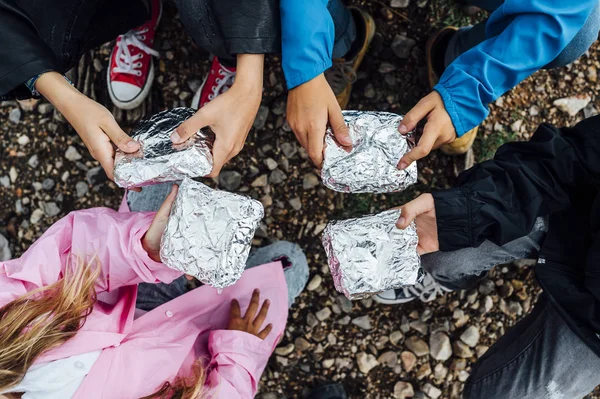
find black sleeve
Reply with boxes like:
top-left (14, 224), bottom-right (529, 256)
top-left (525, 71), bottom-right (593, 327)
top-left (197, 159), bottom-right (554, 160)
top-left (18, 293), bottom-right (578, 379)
top-left (0, 1), bottom-right (58, 98)
top-left (432, 115), bottom-right (600, 251)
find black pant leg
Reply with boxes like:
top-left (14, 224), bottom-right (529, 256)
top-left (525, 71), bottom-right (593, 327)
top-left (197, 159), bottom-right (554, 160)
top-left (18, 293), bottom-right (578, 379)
top-left (176, 0), bottom-right (281, 61)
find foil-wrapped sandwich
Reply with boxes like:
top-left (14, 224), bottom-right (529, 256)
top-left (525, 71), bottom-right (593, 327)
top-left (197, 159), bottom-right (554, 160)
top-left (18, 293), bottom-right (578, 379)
top-left (322, 209), bottom-right (422, 299)
top-left (114, 108), bottom-right (213, 188)
top-left (160, 178), bottom-right (264, 289)
top-left (321, 111), bottom-right (417, 193)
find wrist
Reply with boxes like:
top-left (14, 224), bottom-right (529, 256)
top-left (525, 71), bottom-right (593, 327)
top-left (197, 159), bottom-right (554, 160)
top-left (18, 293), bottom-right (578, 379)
top-left (233, 54), bottom-right (264, 93)
top-left (141, 235), bottom-right (161, 262)
top-left (36, 72), bottom-right (82, 112)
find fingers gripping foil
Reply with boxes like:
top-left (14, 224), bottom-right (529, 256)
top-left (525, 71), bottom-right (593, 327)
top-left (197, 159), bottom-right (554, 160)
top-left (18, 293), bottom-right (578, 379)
top-left (321, 111), bottom-right (417, 193)
top-left (160, 178), bottom-right (264, 289)
top-left (322, 209), bottom-right (422, 299)
top-left (114, 108), bottom-right (213, 188)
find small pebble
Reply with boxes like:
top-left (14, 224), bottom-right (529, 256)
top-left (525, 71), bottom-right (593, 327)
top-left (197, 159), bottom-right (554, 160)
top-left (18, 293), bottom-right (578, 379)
top-left (351, 315), bottom-right (372, 330)
top-left (307, 275), bottom-right (322, 291)
top-left (17, 135), bottom-right (30, 145)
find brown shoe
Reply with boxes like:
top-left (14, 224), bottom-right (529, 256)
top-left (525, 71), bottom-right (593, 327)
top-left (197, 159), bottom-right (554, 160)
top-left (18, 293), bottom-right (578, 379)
top-left (325, 7), bottom-right (376, 109)
top-left (426, 26), bottom-right (479, 156)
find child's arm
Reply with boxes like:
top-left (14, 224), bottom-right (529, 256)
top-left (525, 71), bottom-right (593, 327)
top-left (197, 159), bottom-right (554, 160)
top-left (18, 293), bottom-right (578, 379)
top-left (203, 290), bottom-right (286, 398)
top-left (398, 0), bottom-right (597, 167)
top-left (436, 0), bottom-right (596, 136)
top-left (35, 72), bottom-right (140, 180)
top-left (280, 0), bottom-right (351, 167)
top-left (279, 0), bottom-right (334, 90)
top-left (0, 190), bottom-right (182, 307)
top-left (170, 54), bottom-right (264, 177)
top-left (432, 116), bottom-right (600, 251)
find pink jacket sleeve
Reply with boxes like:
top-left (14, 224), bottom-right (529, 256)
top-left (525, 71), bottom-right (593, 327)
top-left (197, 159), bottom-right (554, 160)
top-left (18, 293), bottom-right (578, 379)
top-left (204, 330), bottom-right (279, 398)
top-left (0, 208), bottom-right (182, 307)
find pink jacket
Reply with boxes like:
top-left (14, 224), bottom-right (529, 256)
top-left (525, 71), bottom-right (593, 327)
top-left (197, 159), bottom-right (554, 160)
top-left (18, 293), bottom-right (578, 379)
top-left (0, 207), bottom-right (288, 398)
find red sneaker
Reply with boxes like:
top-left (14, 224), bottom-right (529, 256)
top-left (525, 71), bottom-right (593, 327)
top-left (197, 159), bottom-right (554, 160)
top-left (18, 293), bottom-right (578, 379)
top-left (191, 56), bottom-right (237, 109)
top-left (108, 0), bottom-right (162, 110)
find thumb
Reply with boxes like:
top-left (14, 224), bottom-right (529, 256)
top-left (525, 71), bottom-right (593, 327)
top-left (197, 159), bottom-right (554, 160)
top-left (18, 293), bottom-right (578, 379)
top-left (103, 118), bottom-right (140, 153)
top-left (398, 95), bottom-right (434, 135)
top-left (328, 105), bottom-right (352, 147)
top-left (171, 109), bottom-right (211, 144)
top-left (396, 194), bottom-right (434, 229)
top-left (398, 120), bottom-right (438, 170)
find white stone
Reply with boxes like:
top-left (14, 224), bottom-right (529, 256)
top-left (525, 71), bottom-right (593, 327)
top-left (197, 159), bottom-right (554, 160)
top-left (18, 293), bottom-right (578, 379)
top-left (553, 95), bottom-right (591, 117)
top-left (17, 135), bottom-right (30, 145)
top-left (356, 352), bottom-right (379, 374)
top-left (460, 326), bottom-right (481, 347)
top-left (65, 146), bottom-right (82, 161)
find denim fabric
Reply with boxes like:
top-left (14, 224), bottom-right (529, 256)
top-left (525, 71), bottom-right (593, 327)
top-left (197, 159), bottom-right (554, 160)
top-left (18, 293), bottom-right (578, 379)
top-left (444, 0), bottom-right (600, 69)
top-left (463, 294), bottom-right (600, 399)
top-left (328, 0), bottom-right (357, 59)
top-left (129, 183), bottom-right (309, 311)
top-left (424, 217), bottom-right (547, 290)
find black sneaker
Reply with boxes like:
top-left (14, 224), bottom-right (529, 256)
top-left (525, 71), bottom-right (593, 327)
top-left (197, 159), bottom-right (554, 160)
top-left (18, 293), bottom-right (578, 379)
top-left (373, 272), bottom-right (453, 305)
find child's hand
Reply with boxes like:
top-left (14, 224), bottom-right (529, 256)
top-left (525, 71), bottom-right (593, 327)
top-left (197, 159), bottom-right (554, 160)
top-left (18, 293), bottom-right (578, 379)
top-left (35, 72), bottom-right (140, 181)
top-left (286, 74), bottom-right (352, 166)
top-left (142, 185), bottom-right (178, 262)
top-left (395, 193), bottom-right (439, 255)
top-left (171, 54), bottom-right (264, 177)
top-left (397, 91), bottom-right (456, 170)
top-left (228, 289), bottom-right (273, 340)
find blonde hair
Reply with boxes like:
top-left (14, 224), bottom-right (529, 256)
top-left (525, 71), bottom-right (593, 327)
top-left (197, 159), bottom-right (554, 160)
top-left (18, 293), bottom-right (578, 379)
top-left (0, 256), bottom-right (206, 398)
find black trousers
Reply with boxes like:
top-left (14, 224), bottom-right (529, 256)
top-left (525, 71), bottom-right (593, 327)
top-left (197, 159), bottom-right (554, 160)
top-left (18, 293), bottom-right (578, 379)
top-left (16, 0), bottom-right (280, 74)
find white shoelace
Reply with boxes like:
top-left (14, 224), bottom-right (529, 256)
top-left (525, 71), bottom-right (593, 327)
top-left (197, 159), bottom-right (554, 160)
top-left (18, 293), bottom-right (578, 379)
top-left (113, 28), bottom-right (159, 76)
top-left (208, 67), bottom-right (236, 101)
top-left (401, 273), bottom-right (452, 303)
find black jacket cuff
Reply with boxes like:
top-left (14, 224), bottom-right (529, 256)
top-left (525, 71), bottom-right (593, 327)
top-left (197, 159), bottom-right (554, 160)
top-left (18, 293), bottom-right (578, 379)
top-left (432, 188), bottom-right (472, 252)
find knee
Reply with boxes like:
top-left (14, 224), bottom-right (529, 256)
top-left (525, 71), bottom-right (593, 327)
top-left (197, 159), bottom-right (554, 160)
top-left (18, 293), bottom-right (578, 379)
top-left (274, 241), bottom-right (309, 272)
top-left (545, 4), bottom-right (600, 69)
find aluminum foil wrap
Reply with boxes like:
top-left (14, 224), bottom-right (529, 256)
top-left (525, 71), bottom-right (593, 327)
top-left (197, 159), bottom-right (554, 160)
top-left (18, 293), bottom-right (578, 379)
top-left (160, 178), bottom-right (264, 289)
top-left (322, 209), bottom-right (422, 299)
top-left (114, 108), bottom-right (213, 188)
top-left (321, 111), bottom-right (418, 193)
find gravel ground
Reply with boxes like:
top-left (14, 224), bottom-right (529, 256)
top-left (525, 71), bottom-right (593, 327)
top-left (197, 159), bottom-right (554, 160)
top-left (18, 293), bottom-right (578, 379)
top-left (1, 1), bottom-right (599, 398)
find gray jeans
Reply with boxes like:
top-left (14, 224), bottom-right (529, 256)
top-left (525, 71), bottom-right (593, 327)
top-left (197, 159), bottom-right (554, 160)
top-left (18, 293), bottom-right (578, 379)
top-left (128, 183), bottom-right (309, 311)
top-left (445, 0), bottom-right (600, 69)
top-left (423, 217), bottom-right (547, 290)
top-left (425, 218), bottom-right (600, 398)
top-left (464, 294), bottom-right (600, 399)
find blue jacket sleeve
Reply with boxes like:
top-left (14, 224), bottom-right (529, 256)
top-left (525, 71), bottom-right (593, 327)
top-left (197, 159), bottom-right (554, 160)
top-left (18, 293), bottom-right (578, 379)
top-left (434, 0), bottom-right (596, 136)
top-left (280, 0), bottom-right (335, 89)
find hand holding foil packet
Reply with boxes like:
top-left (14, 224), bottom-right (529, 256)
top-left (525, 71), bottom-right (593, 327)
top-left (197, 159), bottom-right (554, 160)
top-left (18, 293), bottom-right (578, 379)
top-left (114, 108), bottom-right (213, 188)
top-left (160, 178), bottom-right (264, 289)
top-left (321, 111), bottom-right (418, 193)
top-left (322, 209), bottom-right (422, 299)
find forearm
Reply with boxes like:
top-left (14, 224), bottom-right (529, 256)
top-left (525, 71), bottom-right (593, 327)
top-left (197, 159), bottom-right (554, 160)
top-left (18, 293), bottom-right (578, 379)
top-left (35, 71), bottom-right (83, 112)
top-left (435, 0), bottom-right (595, 135)
top-left (434, 117), bottom-right (600, 250)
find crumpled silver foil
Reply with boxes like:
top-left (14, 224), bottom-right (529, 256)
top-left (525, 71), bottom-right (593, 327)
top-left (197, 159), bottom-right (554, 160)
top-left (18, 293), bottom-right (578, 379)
top-left (322, 209), bottom-right (422, 299)
top-left (114, 108), bottom-right (213, 188)
top-left (321, 111), bottom-right (418, 193)
top-left (160, 178), bottom-right (264, 289)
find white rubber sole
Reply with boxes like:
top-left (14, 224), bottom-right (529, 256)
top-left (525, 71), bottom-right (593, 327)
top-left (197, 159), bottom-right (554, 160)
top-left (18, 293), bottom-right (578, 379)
top-left (108, 61), bottom-right (155, 110)
top-left (372, 293), bottom-right (416, 305)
